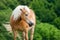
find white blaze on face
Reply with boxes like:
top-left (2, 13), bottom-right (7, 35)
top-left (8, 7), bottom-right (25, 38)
top-left (11, 5), bottom-right (30, 20)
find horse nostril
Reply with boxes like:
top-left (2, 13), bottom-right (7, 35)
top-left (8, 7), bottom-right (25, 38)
top-left (28, 22), bottom-right (34, 27)
top-left (31, 23), bottom-right (34, 25)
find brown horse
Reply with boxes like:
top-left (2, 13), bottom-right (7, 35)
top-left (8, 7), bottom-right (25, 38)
top-left (10, 5), bottom-right (36, 40)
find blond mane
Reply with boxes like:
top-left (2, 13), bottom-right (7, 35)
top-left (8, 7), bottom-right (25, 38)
top-left (12, 5), bottom-right (30, 20)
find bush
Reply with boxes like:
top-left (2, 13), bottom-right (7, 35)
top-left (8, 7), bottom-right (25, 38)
top-left (29, 0), bottom-right (57, 23)
top-left (0, 0), bottom-right (19, 10)
top-left (55, 0), bottom-right (60, 17)
top-left (0, 8), bottom-right (12, 23)
top-left (53, 17), bottom-right (60, 29)
top-left (34, 33), bottom-right (42, 40)
top-left (0, 23), bottom-right (13, 40)
top-left (34, 23), bottom-right (60, 40)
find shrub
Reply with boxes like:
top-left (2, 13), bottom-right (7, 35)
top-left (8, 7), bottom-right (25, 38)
top-left (0, 23), bottom-right (13, 40)
top-left (29, 0), bottom-right (57, 23)
top-left (53, 17), bottom-right (60, 29)
top-left (34, 23), bottom-right (60, 40)
top-left (0, 8), bottom-right (12, 23)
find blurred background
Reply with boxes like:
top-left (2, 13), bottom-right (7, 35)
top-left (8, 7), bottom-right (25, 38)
top-left (0, 0), bottom-right (60, 40)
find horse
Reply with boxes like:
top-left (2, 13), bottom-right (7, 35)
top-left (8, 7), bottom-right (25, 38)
top-left (10, 5), bottom-right (36, 40)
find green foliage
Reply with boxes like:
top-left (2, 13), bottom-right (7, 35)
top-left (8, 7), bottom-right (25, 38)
top-left (34, 23), bottom-right (60, 40)
top-left (0, 8), bottom-right (12, 23)
top-left (53, 17), bottom-right (60, 29)
top-left (0, 0), bottom-right (60, 40)
top-left (0, 1), bottom-right (7, 10)
top-left (55, 0), bottom-right (60, 16)
top-left (0, 0), bottom-right (20, 10)
top-left (18, 0), bottom-right (32, 6)
top-left (34, 33), bottom-right (42, 40)
top-left (0, 23), bottom-right (13, 40)
top-left (30, 0), bottom-right (57, 22)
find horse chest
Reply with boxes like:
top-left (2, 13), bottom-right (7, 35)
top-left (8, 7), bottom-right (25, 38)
top-left (12, 20), bottom-right (29, 31)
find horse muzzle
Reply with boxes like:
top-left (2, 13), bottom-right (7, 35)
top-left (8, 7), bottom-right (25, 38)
top-left (28, 21), bottom-right (34, 27)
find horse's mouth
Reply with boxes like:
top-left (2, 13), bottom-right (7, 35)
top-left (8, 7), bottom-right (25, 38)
top-left (28, 22), bottom-right (34, 27)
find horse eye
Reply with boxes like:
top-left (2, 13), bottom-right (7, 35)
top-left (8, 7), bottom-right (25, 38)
top-left (25, 14), bottom-right (28, 16)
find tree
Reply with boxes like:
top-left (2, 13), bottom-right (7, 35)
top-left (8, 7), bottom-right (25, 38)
top-left (29, 0), bottom-right (57, 23)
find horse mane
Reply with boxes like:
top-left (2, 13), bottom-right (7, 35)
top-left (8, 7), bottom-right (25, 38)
top-left (11, 5), bottom-right (30, 20)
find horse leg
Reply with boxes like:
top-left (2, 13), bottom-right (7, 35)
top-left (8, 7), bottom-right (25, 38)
top-left (22, 31), bottom-right (25, 40)
top-left (13, 30), bottom-right (17, 40)
top-left (30, 26), bottom-right (35, 40)
top-left (25, 29), bottom-right (28, 40)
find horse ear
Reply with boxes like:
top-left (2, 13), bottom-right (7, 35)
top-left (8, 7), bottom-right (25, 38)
top-left (20, 9), bottom-right (22, 11)
top-left (20, 8), bottom-right (25, 13)
top-left (20, 9), bottom-right (24, 12)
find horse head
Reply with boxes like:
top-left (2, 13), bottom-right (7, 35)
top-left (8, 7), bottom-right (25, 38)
top-left (20, 7), bottom-right (34, 27)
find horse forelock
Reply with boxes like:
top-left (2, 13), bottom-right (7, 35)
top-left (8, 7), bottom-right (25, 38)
top-left (11, 5), bottom-right (30, 20)
top-left (24, 6), bottom-right (30, 13)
